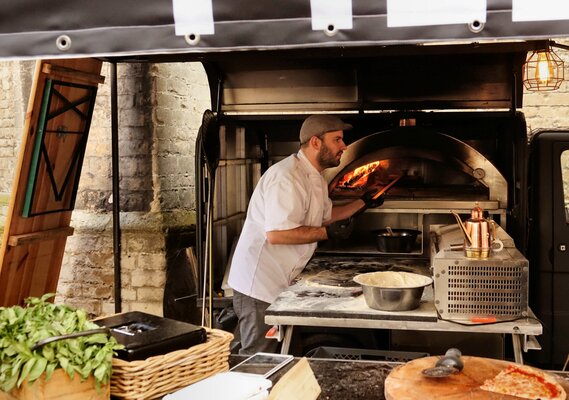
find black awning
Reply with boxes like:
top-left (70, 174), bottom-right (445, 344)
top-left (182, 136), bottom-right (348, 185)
top-left (0, 0), bottom-right (568, 60)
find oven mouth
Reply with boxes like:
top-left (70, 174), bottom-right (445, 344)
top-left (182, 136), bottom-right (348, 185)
top-left (330, 156), bottom-right (489, 202)
top-left (325, 129), bottom-right (507, 206)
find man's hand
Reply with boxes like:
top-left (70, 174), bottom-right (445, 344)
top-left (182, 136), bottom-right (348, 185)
top-left (325, 218), bottom-right (354, 240)
top-left (361, 190), bottom-right (385, 209)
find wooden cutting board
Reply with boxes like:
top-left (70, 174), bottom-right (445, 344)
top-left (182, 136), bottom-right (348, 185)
top-left (385, 356), bottom-right (569, 399)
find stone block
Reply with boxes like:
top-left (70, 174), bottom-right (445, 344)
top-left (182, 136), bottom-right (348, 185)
top-left (131, 268), bottom-right (166, 288)
top-left (136, 287), bottom-right (164, 302)
top-left (82, 284), bottom-right (113, 299)
top-left (128, 302), bottom-right (164, 317)
top-left (120, 288), bottom-right (137, 302)
top-left (100, 302), bottom-right (117, 318)
top-left (124, 232), bottom-right (165, 252)
top-left (138, 253), bottom-right (166, 270)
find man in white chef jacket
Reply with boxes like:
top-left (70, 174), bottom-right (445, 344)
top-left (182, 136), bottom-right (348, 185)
top-left (228, 114), bottom-right (385, 354)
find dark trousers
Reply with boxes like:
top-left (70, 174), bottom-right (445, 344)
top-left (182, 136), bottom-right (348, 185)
top-left (232, 290), bottom-right (279, 355)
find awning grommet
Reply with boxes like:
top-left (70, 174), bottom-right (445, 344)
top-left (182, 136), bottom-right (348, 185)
top-left (56, 35), bottom-right (72, 51)
top-left (184, 33), bottom-right (201, 46)
top-left (468, 20), bottom-right (484, 33)
top-left (324, 24), bottom-right (338, 37)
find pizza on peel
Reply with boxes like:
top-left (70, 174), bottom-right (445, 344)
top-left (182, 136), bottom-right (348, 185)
top-left (480, 363), bottom-right (566, 400)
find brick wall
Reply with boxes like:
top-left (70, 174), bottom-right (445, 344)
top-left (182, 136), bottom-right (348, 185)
top-left (56, 62), bottom-right (210, 317)
top-left (0, 62), bottom-right (34, 227)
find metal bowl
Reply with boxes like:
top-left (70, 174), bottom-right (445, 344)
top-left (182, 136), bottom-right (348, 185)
top-left (374, 229), bottom-right (420, 253)
top-left (353, 271), bottom-right (433, 311)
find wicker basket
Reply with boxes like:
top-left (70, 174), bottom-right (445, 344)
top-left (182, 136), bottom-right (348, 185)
top-left (110, 328), bottom-right (233, 400)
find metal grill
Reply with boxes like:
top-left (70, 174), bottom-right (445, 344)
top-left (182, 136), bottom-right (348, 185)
top-left (434, 261), bottom-right (528, 318)
top-left (433, 248), bottom-right (529, 320)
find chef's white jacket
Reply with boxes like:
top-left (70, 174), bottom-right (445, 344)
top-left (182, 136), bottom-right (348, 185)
top-left (228, 149), bottom-right (332, 304)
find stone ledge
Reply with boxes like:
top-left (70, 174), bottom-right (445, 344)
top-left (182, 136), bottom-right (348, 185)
top-left (69, 209), bottom-right (196, 233)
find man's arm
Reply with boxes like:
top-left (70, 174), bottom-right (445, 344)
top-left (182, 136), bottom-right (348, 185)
top-left (266, 194), bottom-right (383, 244)
top-left (327, 199), bottom-right (365, 224)
top-left (266, 226), bottom-right (327, 244)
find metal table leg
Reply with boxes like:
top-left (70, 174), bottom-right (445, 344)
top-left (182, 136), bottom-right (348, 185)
top-left (512, 334), bottom-right (523, 364)
top-left (279, 325), bottom-right (294, 355)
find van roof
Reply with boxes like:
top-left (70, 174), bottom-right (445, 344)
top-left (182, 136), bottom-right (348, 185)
top-left (0, 1), bottom-right (568, 60)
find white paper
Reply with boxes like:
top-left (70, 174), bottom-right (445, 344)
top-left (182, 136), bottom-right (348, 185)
top-left (512, 0), bottom-right (569, 21)
top-left (163, 371), bottom-right (272, 400)
top-left (387, 0), bottom-right (486, 27)
top-left (172, 0), bottom-right (214, 36)
top-left (311, 0), bottom-right (353, 30)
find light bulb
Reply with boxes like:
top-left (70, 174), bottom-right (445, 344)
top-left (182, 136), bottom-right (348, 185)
top-left (536, 52), bottom-right (554, 85)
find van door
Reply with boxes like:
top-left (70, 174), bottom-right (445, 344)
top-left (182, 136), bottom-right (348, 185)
top-left (527, 130), bottom-right (569, 368)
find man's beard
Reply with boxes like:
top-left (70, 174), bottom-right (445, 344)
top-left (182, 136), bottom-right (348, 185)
top-left (317, 143), bottom-right (341, 169)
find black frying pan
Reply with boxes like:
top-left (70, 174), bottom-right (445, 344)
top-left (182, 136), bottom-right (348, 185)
top-left (374, 228), bottom-right (421, 253)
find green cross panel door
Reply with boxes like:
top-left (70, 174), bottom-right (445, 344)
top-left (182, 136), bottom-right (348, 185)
top-left (0, 59), bottom-right (104, 306)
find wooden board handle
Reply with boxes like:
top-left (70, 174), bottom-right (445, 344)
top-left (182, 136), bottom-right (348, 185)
top-left (8, 226), bottom-right (74, 247)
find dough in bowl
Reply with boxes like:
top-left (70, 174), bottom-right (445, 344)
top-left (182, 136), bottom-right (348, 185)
top-left (354, 271), bottom-right (432, 288)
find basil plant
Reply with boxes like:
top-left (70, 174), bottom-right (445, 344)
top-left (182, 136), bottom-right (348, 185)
top-left (0, 294), bottom-right (123, 392)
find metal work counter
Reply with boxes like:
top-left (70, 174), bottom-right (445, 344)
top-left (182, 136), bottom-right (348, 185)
top-left (265, 256), bottom-right (542, 363)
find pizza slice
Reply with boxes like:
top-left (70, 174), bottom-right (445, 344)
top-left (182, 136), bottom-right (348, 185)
top-left (480, 364), bottom-right (566, 400)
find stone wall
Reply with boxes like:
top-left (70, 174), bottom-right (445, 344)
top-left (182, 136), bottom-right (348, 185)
top-left (0, 45), bottom-right (567, 318)
top-left (57, 62), bottom-right (210, 317)
top-left (0, 62), bottom-right (34, 226)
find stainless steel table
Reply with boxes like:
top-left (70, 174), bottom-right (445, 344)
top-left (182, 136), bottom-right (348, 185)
top-left (265, 256), bottom-right (542, 364)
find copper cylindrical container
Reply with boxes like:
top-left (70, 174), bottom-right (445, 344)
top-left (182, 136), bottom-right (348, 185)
top-left (464, 220), bottom-right (491, 258)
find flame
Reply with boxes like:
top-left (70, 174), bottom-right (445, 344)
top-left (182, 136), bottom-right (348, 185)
top-left (338, 161), bottom-right (381, 188)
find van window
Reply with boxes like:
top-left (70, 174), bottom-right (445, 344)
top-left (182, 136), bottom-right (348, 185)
top-left (563, 150), bottom-right (569, 223)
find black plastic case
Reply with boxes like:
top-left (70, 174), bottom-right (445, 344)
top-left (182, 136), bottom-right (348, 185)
top-left (95, 311), bottom-right (206, 361)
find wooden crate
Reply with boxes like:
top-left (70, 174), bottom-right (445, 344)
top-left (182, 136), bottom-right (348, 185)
top-left (6, 368), bottom-right (109, 400)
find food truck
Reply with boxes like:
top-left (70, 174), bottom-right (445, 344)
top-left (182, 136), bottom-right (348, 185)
top-left (0, 0), bottom-right (568, 369)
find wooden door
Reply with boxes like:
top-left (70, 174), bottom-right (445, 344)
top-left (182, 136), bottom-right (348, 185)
top-left (0, 58), bottom-right (104, 306)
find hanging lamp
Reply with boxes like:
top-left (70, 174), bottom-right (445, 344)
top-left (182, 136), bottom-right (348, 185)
top-left (522, 45), bottom-right (565, 91)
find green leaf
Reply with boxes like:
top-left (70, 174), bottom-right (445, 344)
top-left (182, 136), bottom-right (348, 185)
top-left (28, 356), bottom-right (47, 382)
top-left (1, 371), bottom-right (18, 392)
top-left (8, 357), bottom-right (23, 378)
top-left (84, 334), bottom-right (108, 345)
top-left (16, 357), bottom-right (36, 387)
top-left (41, 345), bottom-right (55, 361)
top-left (81, 360), bottom-right (94, 380)
top-left (93, 363), bottom-right (108, 383)
top-left (45, 362), bottom-right (56, 381)
top-left (3, 345), bottom-right (17, 357)
top-left (59, 356), bottom-right (69, 371)
top-left (67, 338), bottom-right (82, 354)
top-left (6, 307), bottom-right (17, 325)
top-left (76, 309), bottom-right (87, 328)
top-left (94, 348), bottom-right (107, 364)
top-left (12, 341), bottom-right (31, 357)
top-left (56, 344), bottom-right (70, 358)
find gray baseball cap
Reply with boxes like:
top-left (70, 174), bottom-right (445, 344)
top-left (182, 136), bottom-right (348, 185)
top-left (299, 115), bottom-right (352, 144)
